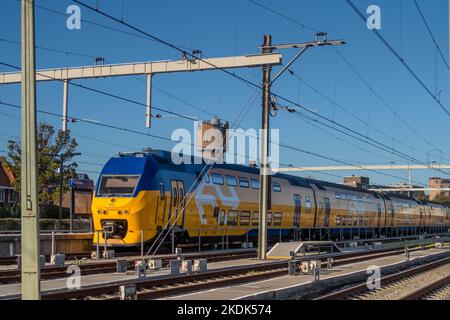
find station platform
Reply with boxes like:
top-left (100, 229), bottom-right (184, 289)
top-left (267, 241), bottom-right (341, 259)
top-left (164, 247), bottom-right (450, 300)
top-left (0, 232), bottom-right (93, 257)
top-left (0, 254), bottom-right (270, 299)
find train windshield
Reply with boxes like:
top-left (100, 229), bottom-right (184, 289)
top-left (97, 175), bottom-right (140, 197)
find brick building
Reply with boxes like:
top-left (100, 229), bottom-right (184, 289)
top-left (0, 161), bottom-right (16, 207)
top-left (429, 177), bottom-right (450, 201)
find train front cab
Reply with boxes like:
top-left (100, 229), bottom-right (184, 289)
top-left (91, 154), bottom-right (160, 247)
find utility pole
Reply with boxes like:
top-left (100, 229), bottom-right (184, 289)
top-left (21, 0), bottom-right (41, 300)
top-left (257, 34), bottom-right (345, 260)
top-left (258, 35), bottom-right (272, 260)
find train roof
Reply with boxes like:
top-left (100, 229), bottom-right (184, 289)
top-left (114, 149), bottom-right (440, 205)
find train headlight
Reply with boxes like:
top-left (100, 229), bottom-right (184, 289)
top-left (97, 210), bottom-right (101, 214)
top-left (124, 210), bottom-right (130, 215)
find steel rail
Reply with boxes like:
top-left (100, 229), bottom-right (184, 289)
top-left (315, 256), bottom-right (450, 300)
top-left (399, 274), bottom-right (450, 300)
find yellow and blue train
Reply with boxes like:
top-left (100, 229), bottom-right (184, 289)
top-left (91, 150), bottom-right (450, 247)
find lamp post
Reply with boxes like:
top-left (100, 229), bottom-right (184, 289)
top-left (57, 152), bottom-right (81, 231)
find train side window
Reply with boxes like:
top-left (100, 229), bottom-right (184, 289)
top-left (251, 179), bottom-right (260, 189)
top-left (179, 187), bottom-right (185, 209)
top-left (273, 212), bottom-right (282, 226)
top-left (213, 206), bottom-right (220, 219)
top-left (239, 177), bottom-right (250, 188)
top-left (341, 194), bottom-right (347, 200)
top-left (172, 187), bottom-right (178, 206)
top-left (335, 193), bottom-right (341, 199)
top-left (305, 196), bottom-right (312, 213)
top-left (272, 183), bottom-right (281, 192)
top-left (219, 210), bottom-right (226, 225)
top-left (267, 211), bottom-right (273, 225)
top-left (159, 181), bottom-right (165, 200)
top-left (251, 212), bottom-right (259, 226)
top-left (226, 175), bottom-right (238, 186)
top-left (212, 173), bottom-right (224, 185)
top-left (227, 210), bottom-right (238, 226)
top-left (203, 174), bottom-right (211, 184)
top-left (239, 211), bottom-right (250, 226)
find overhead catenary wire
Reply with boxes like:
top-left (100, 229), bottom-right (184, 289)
top-left (68, 1), bottom-right (450, 179)
top-left (4, 0), bottom-right (440, 177)
top-left (345, 0), bottom-right (450, 117)
top-left (288, 69), bottom-right (450, 165)
top-left (247, 0), bottom-right (450, 162)
top-left (413, 0), bottom-right (449, 70)
top-left (16, 0), bottom-right (443, 168)
top-left (1, 54), bottom-right (424, 175)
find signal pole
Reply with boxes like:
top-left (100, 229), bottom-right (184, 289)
top-left (258, 35), bottom-right (272, 259)
top-left (21, 0), bottom-right (41, 300)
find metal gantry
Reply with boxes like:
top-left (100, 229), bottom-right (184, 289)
top-left (0, 53), bottom-right (282, 129)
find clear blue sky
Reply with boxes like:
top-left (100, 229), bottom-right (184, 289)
top-left (0, 0), bottom-right (449, 188)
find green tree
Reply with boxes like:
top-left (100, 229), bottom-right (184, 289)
top-left (4, 123), bottom-right (79, 206)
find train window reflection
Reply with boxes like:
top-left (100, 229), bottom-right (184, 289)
top-left (227, 210), bottom-right (238, 226)
top-left (251, 212), bottom-right (259, 226)
top-left (250, 179), bottom-right (260, 189)
top-left (305, 196), bottom-right (312, 213)
top-left (98, 175), bottom-right (140, 197)
top-left (226, 175), bottom-right (238, 186)
top-left (239, 177), bottom-right (250, 188)
top-left (212, 173), bottom-right (224, 185)
top-left (272, 183), bottom-right (281, 192)
top-left (239, 211), bottom-right (250, 226)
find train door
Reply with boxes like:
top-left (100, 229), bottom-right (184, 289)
top-left (428, 207), bottom-right (432, 230)
top-left (324, 198), bottom-right (331, 228)
top-left (419, 207), bottom-right (424, 230)
top-left (293, 194), bottom-right (301, 227)
top-left (177, 180), bottom-right (185, 228)
top-left (156, 180), bottom-right (167, 227)
top-left (169, 180), bottom-right (179, 225)
top-left (388, 206), bottom-right (395, 227)
top-left (376, 204), bottom-right (382, 229)
top-left (170, 180), bottom-right (185, 228)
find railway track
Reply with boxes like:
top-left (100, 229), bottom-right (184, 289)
top-left (0, 250), bottom-right (257, 285)
top-left (0, 257), bottom-right (18, 266)
top-left (316, 256), bottom-right (450, 300)
top-left (400, 274), bottom-right (450, 300)
top-left (0, 244), bottom-right (418, 285)
top-left (14, 245), bottom-right (440, 300)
